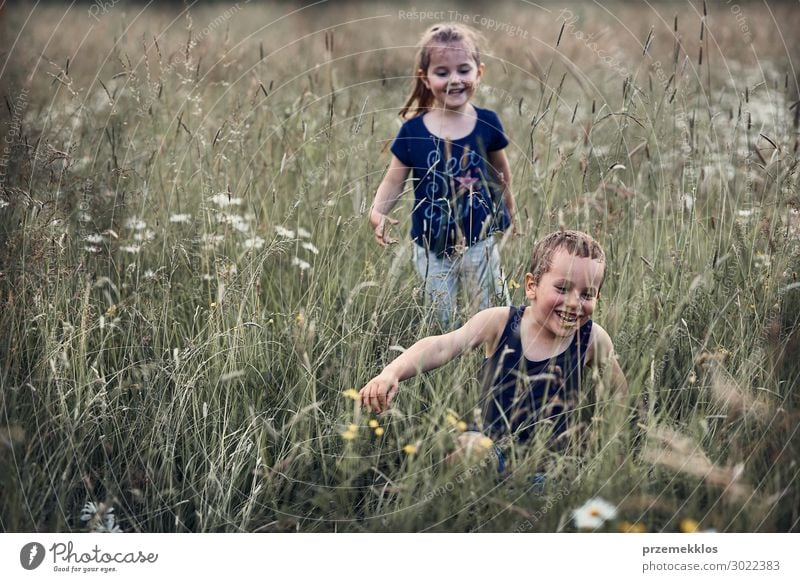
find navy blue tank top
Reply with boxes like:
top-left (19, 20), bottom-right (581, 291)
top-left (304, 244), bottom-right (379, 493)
top-left (479, 305), bottom-right (593, 442)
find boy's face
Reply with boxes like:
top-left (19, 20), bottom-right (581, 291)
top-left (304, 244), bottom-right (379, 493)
top-left (525, 248), bottom-right (605, 338)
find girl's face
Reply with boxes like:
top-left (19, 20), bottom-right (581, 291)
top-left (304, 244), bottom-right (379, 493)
top-left (420, 43), bottom-right (483, 112)
top-left (525, 249), bottom-right (605, 339)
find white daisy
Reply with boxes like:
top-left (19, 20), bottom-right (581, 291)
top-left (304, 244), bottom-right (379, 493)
top-left (291, 256), bottom-right (311, 271)
top-left (275, 225), bottom-right (295, 239)
top-left (125, 218), bottom-right (147, 230)
top-left (210, 193), bottom-right (243, 207)
top-left (84, 233), bottom-right (105, 244)
top-left (572, 497), bottom-right (618, 530)
top-left (301, 242), bottom-right (319, 255)
top-left (243, 236), bottom-right (265, 250)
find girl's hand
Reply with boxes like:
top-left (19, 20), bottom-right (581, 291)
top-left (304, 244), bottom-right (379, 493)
top-left (369, 210), bottom-right (399, 247)
top-left (359, 372), bottom-right (399, 413)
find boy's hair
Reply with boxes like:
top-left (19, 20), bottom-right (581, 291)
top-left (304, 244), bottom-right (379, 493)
top-left (400, 23), bottom-right (484, 119)
top-left (529, 230), bottom-right (606, 287)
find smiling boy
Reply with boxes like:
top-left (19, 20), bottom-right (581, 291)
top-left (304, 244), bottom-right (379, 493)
top-left (360, 230), bottom-right (627, 445)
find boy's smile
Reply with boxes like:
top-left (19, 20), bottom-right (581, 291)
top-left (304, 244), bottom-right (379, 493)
top-left (525, 249), bottom-right (605, 342)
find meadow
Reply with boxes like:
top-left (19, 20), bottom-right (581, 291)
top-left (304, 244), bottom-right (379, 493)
top-left (0, 0), bottom-right (798, 532)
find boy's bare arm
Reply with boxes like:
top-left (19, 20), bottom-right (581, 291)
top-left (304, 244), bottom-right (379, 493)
top-left (369, 156), bottom-right (410, 246)
top-left (360, 307), bottom-right (507, 413)
top-left (587, 323), bottom-right (628, 401)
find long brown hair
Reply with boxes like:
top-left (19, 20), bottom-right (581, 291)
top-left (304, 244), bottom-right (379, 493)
top-left (399, 23), bottom-right (484, 119)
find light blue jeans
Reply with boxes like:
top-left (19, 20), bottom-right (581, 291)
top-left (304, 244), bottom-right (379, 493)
top-left (412, 237), bottom-right (510, 329)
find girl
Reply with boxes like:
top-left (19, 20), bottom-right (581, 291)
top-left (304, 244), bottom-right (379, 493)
top-left (369, 23), bottom-right (519, 329)
top-left (360, 230), bottom-right (628, 453)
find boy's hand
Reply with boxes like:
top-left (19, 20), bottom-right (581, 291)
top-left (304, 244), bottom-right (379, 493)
top-left (359, 372), bottom-right (399, 413)
top-left (369, 210), bottom-right (398, 247)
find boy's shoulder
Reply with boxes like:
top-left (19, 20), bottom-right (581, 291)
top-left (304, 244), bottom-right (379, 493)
top-left (461, 306), bottom-right (512, 355)
top-left (586, 321), bottom-right (614, 365)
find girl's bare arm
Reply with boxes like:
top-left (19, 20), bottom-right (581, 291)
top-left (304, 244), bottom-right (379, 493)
top-left (369, 155), bottom-right (410, 246)
top-left (487, 149), bottom-right (519, 234)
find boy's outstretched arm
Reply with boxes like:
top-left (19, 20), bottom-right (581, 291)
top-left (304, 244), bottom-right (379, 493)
top-left (360, 307), bottom-right (506, 413)
top-left (369, 156), bottom-right (410, 247)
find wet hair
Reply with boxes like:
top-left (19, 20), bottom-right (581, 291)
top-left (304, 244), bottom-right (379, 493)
top-left (399, 23), bottom-right (484, 119)
top-left (529, 230), bottom-right (606, 287)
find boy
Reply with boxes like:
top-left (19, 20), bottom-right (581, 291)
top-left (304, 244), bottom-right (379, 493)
top-left (360, 230), bottom-right (627, 447)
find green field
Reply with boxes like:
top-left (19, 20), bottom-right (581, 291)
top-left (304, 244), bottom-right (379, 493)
top-left (1, 1), bottom-right (799, 532)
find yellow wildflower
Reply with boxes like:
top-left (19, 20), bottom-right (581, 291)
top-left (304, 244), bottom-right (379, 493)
top-left (347, 424), bottom-right (358, 433)
top-left (341, 430), bottom-right (356, 441)
top-left (457, 421), bottom-right (468, 432)
top-left (105, 304), bottom-right (117, 317)
top-left (446, 413), bottom-right (459, 427)
top-left (618, 521), bottom-right (647, 533)
top-left (342, 389), bottom-right (360, 401)
top-left (508, 278), bottom-right (520, 290)
top-left (479, 437), bottom-right (494, 449)
top-left (374, 427), bottom-right (384, 437)
top-left (402, 444), bottom-right (417, 455)
top-left (368, 419), bottom-right (379, 428)
top-left (210, 302), bottom-right (217, 309)
top-left (296, 312), bottom-right (305, 325)
top-left (679, 518), bottom-right (700, 533)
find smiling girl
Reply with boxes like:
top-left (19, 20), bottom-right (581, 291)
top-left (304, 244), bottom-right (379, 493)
top-left (369, 23), bottom-right (519, 328)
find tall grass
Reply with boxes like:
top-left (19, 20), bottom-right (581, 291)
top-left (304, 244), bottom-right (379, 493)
top-left (1, 1), bottom-right (798, 532)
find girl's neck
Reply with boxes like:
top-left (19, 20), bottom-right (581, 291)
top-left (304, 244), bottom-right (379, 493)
top-left (428, 102), bottom-right (475, 119)
top-left (422, 104), bottom-right (478, 140)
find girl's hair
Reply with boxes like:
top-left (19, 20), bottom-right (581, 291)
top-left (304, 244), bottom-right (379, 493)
top-left (399, 23), bottom-right (484, 119)
top-left (529, 230), bottom-right (606, 287)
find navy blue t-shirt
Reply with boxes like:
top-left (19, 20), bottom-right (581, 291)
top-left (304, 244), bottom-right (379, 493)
top-left (390, 106), bottom-right (511, 256)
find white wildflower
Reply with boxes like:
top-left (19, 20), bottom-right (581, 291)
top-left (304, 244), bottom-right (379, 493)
top-left (217, 212), bottom-right (249, 233)
top-left (297, 226), bottom-right (312, 238)
top-left (0, 198), bottom-right (10, 209)
top-left (84, 245), bottom-right (101, 254)
top-left (169, 213), bottom-right (192, 224)
top-left (200, 234), bottom-right (225, 248)
top-left (125, 218), bottom-right (147, 230)
top-left (275, 225), bottom-right (295, 239)
top-left (291, 256), bottom-right (311, 271)
top-left (754, 253), bottom-right (771, 269)
top-left (218, 264), bottom-right (237, 277)
top-left (243, 236), bottom-right (265, 250)
top-left (301, 242), bottom-right (319, 255)
top-left (210, 193), bottom-right (243, 207)
top-left (133, 229), bottom-right (156, 242)
top-left (84, 233), bottom-right (105, 244)
top-left (681, 194), bottom-right (694, 212)
top-left (572, 497), bottom-right (618, 530)
top-left (143, 269), bottom-right (156, 279)
top-left (120, 245), bottom-right (141, 254)
top-left (737, 208), bottom-right (755, 217)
